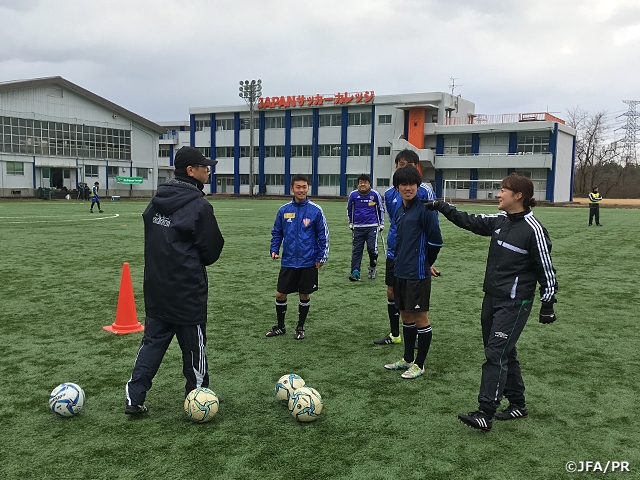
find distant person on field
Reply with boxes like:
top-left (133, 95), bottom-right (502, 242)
top-left (125, 146), bottom-right (224, 416)
top-left (90, 182), bottom-right (103, 213)
top-left (425, 173), bottom-right (558, 432)
top-left (375, 149), bottom-right (439, 347)
top-left (266, 174), bottom-right (329, 340)
top-left (383, 166), bottom-right (442, 379)
top-left (347, 173), bottom-right (384, 281)
top-left (588, 186), bottom-right (602, 226)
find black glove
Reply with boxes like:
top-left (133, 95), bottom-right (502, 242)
top-left (539, 298), bottom-right (557, 324)
top-left (422, 200), bottom-right (443, 211)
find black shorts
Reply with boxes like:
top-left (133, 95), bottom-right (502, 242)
top-left (385, 258), bottom-right (395, 287)
top-left (277, 266), bottom-right (319, 295)
top-left (394, 277), bottom-right (431, 312)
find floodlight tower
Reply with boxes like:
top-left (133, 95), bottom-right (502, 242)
top-left (239, 79), bottom-right (262, 197)
top-left (620, 100), bottom-right (639, 165)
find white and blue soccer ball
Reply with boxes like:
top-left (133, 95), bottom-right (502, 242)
top-left (288, 386), bottom-right (323, 422)
top-left (275, 374), bottom-right (305, 405)
top-left (49, 383), bottom-right (85, 417)
top-left (184, 387), bottom-right (219, 423)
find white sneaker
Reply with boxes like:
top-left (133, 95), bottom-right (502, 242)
top-left (384, 359), bottom-right (412, 371)
top-left (368, 267), bottom-right (377, 279)
top-left (401, 364), bottom-right (425, 379)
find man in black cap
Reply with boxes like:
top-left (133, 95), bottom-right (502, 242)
top-left (125, 146), bottom-right (225, 415)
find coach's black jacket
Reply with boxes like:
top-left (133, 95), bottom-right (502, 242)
top-left (438, 203), bottom-right (557, 302)
top-left (142, 176), bottom-right (224, 325)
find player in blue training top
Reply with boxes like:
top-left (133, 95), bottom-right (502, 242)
top-left (374, 149), bottom-right (438, 346)
top-left (90, 181), bottom-right (104, 213)
top-left (347, 174), bottom-right (385, 281)
top-left (383, 166), bottom-right (442, 379)
top-left (267, 174), bottom-right (329, 340)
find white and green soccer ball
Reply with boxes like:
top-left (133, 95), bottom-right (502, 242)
top-left (288, 386), bottom-right (323, 422)
top-left (275, 373), bottom-right (305, 405)
top-left (184, 387), bottom-right (219, 423)
top-left (49, 382), bottom-right (85, 417)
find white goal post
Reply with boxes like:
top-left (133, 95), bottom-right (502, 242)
top-left (442, 179), bottom-right (503, 203)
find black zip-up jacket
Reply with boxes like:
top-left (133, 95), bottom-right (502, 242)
top-left (438, 203), bottom-right (557, 302)
top-left (142, 177), bottom-right (224, 325)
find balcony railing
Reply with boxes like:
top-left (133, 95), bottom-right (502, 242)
top-left (445, 112), bottom-right (565, 126)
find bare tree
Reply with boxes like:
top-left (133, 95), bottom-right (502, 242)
top-left (566, 108), bottom-right (621, 197)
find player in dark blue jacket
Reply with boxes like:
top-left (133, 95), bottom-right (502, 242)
top-left (383, 166), bottom-right (442, 379)
top-left (90, 182), bottom-right (103, 213)
top-left (375, 149), bottom-right (438, 346)
top-left (267, 174), bottom-right (329, 340)
top-left (347, 174), bottom-right (384, 281)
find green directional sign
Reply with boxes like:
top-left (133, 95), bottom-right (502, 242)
top-left (116, 176), bottom-right (144, 184)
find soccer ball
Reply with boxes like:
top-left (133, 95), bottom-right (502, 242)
top-left (49, 383), bottom-right (85, 417)
top-left (288, 386), bottom-right (323, 422)
top-left (275, 373), bottom-right (305, 405)
top-left (184, 387), bottom-right (219, 423)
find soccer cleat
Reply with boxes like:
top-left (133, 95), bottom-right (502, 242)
top-left (368, 267), bottom-right (377, 279)
top-left (294, 326), bottom-right (305, 340)
top-left (458, 410), bottom-right (492, 431)
top-left (90, 209), bottom-right (93, 213)
top-left (125, 404), bottom-right (148, 415)
top-left (374, 334), bottom-right (402, 345)
top-left (494, 404), bottom-right (528, 421)
top-left (265, 325), bottom-right (286, 337)
top-left (99, 209), bottom-right (104, 213)
top-left (401, 363), bottom-right (425, 379)
top-left (384, 358), bottom-right (412, 371)
top-left (349, 269), bottom-right (361, 281)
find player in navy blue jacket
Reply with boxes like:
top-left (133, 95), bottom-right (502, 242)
top-left (90, 182), bottom-right (103, 213)
top-left (347, 174), bottom-right (384, 281)
top-left (375, 149), bottom-right (438, 346)
top-left (383, 166), bottom-right (442, 379)
top-left (267, 174), bottom-right (329, 340)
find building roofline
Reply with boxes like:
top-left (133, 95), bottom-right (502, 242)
top-left (0, 76), bottom-right (166, 134)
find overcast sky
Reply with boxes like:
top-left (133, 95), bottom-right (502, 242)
top-left (1, 0), bottom-right (639, 128)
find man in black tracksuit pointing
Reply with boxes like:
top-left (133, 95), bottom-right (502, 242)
top-left (425, 173), bottom-right (558, 431)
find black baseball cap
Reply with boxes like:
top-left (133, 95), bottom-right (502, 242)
top-left (174, 146), bottom-right (218, 169)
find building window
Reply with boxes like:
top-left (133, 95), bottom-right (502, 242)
top-left (197, 147), bottom-right (211, 158)
top-left (318, 174), bottom-right (340, 187)
top-left (318, 144), bottom-right (341, 156)
top-left (195, 120), bottom-right (210, 131)
top-left (348, 112), bottom-right (372, 126)
top-left (264, 116), bottom-right (285, 129)
top-left (378, 114), bottom-right (392, 124)
top-left (265, 145), bottom-right (285, 157)
top-left (7, 161), bottom-right (24, 175)
top-left (63, 169), bottom-right (70, 179)
top-left (347, 144), bottom-right (371, 157)
top-left (239, 146), bottom-right (259, 157)
top-left (377, 146), bottom-right (391, 156)
top-left (517, 135), bottom-right (549, 154)
top-left (239, 174), bottom-right (258, 185)
top-left (216, 146), bottom-right (234, 157)
top-left (479, 135), bottom-right (509, 154)
top-left (291, 145), bottom-right (312, 157)
top-left (319, 114), bottom-right (341, 127)
top-left (136, 168), bottom-right (149, 180)
top-left (377, 178), bottom-right (390, 187)
top-left (291, 115), bottom-right (313, 128)
top-left (265, 174), bottom-right (284, 185)
top-left (42, 167), bottom-right (50, 178)
top-left (443, 136), bottom-right (472, 155)
top-left (85, 165), bottom-right (99, 177)
top-left (215, 119), bottom-right (234, 131)
top-left (159, 146), bottom-right (171, 157)
top-left (108, 166), bottom-right (119, 177)
top-left (239, 118), bottom-right (260, 130)
top-left (0, 116), bottom-right (131, 160)
top-left (346, 174), bottom-right (360, 190)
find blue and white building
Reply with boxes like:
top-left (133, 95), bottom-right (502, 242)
top-left (183, 90), bottom-right (576, 202)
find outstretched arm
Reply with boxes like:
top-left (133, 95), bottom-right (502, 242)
top-left (424, 200), bottom-right (498, 237)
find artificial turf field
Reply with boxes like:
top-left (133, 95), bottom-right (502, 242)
top-left (0, 197), bottom-right (638, 480)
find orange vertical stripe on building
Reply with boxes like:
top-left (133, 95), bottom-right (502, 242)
top-left (407, 108), bottom-right (425, 149)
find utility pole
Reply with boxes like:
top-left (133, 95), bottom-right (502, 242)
top-left (620, 100), bottom-right (639, 165)
top-left (239, 79), bottom-right (262, 197)
top-left (449, 77), bottom-right (462, 96)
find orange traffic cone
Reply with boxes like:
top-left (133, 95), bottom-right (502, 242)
top-left (103, 262), bottom-right (144, 334)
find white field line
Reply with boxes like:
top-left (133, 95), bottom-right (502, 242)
top-left (2, 213), bottom-right (120, 224)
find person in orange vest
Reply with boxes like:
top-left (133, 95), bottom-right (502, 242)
top-left (588, 186), bottom-right (602, 226)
